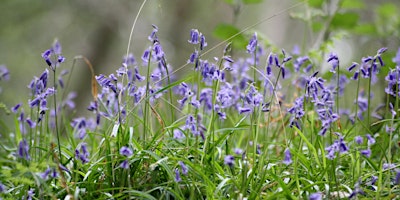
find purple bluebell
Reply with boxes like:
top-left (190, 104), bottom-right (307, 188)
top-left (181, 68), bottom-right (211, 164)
top-left (179, 161), bottom-right (188, 175)
top-left (123, 53), bottom-right (136, 67)
top-left (325, 136), bottom-right (348, 160)
top-left (386, 125), bottom-right (395, 134)
top-left (188, 29), bottom-right (200, 44)
top-left (327, 52), bottom-right (339, 73)
top-left (174, 168), bottom-right (181, 182)
top-left (41, 40), bottom-right (65, 70)
top-left (234, 148), bottom-right (243, 155)
top-left (18, 139), bottom-right (30, 161)
top-left (188, 50), bottom-right (199, 64)
top-left (354, 136), bottom-right (363, 145)
top-left (288, 96), bottom-right (305, 129)
top-left (395, 170), bottom-right (400, 185)
top-left (199, 88), bottom-right (213, 112)
top-left (393, 48), bottom-right (400, 66)
top-left (385, 66), bottom-right (400, 97)
top-left (308, 192), bottom-right (322, 200)
top-left (247, 32), bottom-right (257, 54)
top-left (41, 167), bottom-right (58, 180)
top-left (0, 182), bottom-right (5, 193)
top-left (383, 163), bottom-right (396, 170)
top-left (153, 42), bottom-right (164, 60)
top-left (200, 34), bottom-right (207, 50)
top-left (0, 65), bottom-right (9, 81)
top-left (360, 149), bottom-right (371, 158)
top-left (283, 148), bottom-right (292, 165)
top-left (306, 71), bottom-right (325, 101)
top-left (185, 115), bottom-right (199, 136)
top-left (173, 128), bottom-right (185, 139)
top-left (141, 48), bottom-right (151, 64)
top-left (27, 188), bottom-right (35, 200)
top-left (62, 92), bottom-right (77, 110)
top-left (120, 146), bottom-right (133, 157)
top-left (224, 155), bottom-right (234, 167)
top-left (293, 56), bottom-right (309, 72)
top-left (71, 117), bottom-right (87, 139)
top-left (366, 134), bottom-right (375, 146)
top-left (349, 180), bottom-right (365, 199)
top-left (148, 24), bottom-right (159, 42)
top-left (26, 118), bottom-right (36, 128)
top-left (120, 160), bottom-right (130, 169)
top-left (75, 143), bottom-right (90, 164)
top-left (11, 103), bottom-right (21, 113)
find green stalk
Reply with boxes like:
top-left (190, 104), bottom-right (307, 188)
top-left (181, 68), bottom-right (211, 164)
top-left (143, 50), bottom-right (152, 143)
top-left (52, 67), bottom-right (62, 163)
top-left (336, 63), bottom-right (340, 117)
top-left (366, 71), bottom-right (373, 130)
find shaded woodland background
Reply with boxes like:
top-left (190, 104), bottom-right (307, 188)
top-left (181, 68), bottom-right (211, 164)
top-left (0, 0), bottom-right (399, 116)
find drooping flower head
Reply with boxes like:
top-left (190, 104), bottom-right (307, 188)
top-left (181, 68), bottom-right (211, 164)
top-left (41, 40), bottom-right (65, 70)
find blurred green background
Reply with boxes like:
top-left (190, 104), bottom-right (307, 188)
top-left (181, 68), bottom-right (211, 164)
top-left (0, 0), bottom-right (399, 116)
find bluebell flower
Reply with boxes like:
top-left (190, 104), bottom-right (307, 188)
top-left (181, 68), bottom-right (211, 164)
top-left (288, 96), bottom-right (305, 129)
top-left (392, 48), bottom-right (400, 66)
top-left (325, 136), bottom-right (348, 160)
top-left (234, 148), bottom-right (244, 155)
top-left (306, 71), bottom-right (325, 101)
top-left (383, 163), bottom-right (396, 170)
top-left (120, 146), bottom-right (133, 157)
top-left (200, 34), bottom-right (207, 50)
top-left (349, 180), bottom-right (365, 199)
top-left (188, 29), bottom-right (200, 44)
top-left (173, 128), bottom-right (185, 139)
top-left (27, 188), bottom-right (35, 200)
top-left (354, 136), bottom-right (363, 145)
top-left (224, 155), bottom-right (234, 167)
top-left (120, 159), bottom-right (130, 169)
top-left (366, 134), bottom-right (375, 146)
top-left (75, 143), bottom-right (90, 164)
top-left (188, 50), bottom-right (199, 64)
top-left (18, 139), bottom-right (30, 161)
top-left (11, 103), bottom-right (21, 113)
top-left (360, 149), bottom-right (371, 158)
top-left (185, 115), bottom-right (199, 136)
top-left (41, 40), bottom-right (65, 70)
top-left (308, 192), bottom-right (322, 200)
top-left (327, 52), bottom-right (339, 73)
top-left (41, 167), bottom-right (58, 180)
top-left (179, 161), bottom-right (188, 175)
top-left (199, 88), bottom-right (213, 112)
top-left (293, 56), bottom-right (309, 72)
top-left (247, 32), bottom-right (257, 54)
top-left (395, 170), bottom-right (400, 185)
top-left (141, 48), bottom-right (151, 64)
top-left (153, 42), bottom-right (164, 60)
top-left (148, 24), bottom-right (159, 42)
top-left (0, 65), bottom-right (9, 81)
top-left (283, 148), bottom-right (292, 165)
top-left (174, 168), bottom-right (181, 182)
top-left (123, 53), bottom-right (136, 67)
top-left (0, 181), bottom-right (5, 193)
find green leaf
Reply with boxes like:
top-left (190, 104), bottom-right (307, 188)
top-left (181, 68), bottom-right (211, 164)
top-left (242, 0), bottom-right (263, 4)
top-left (341, 0), bottom-right (364, 9)
top-left (308, 0), bottom-right (323, 8)
top-left (377, 3), bottom-right (398, 18)
top-left (213, 23), bottom-right (247, 49)
top-left (353, 24), bottom-right (376, 35)
top-left (331, 12), bottom-right (359, 29)
top-left (312, 22), bottom-right (323, 32)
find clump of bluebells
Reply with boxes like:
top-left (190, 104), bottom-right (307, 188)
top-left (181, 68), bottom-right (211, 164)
top-left (1, 25), bottom-right (400, 200)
